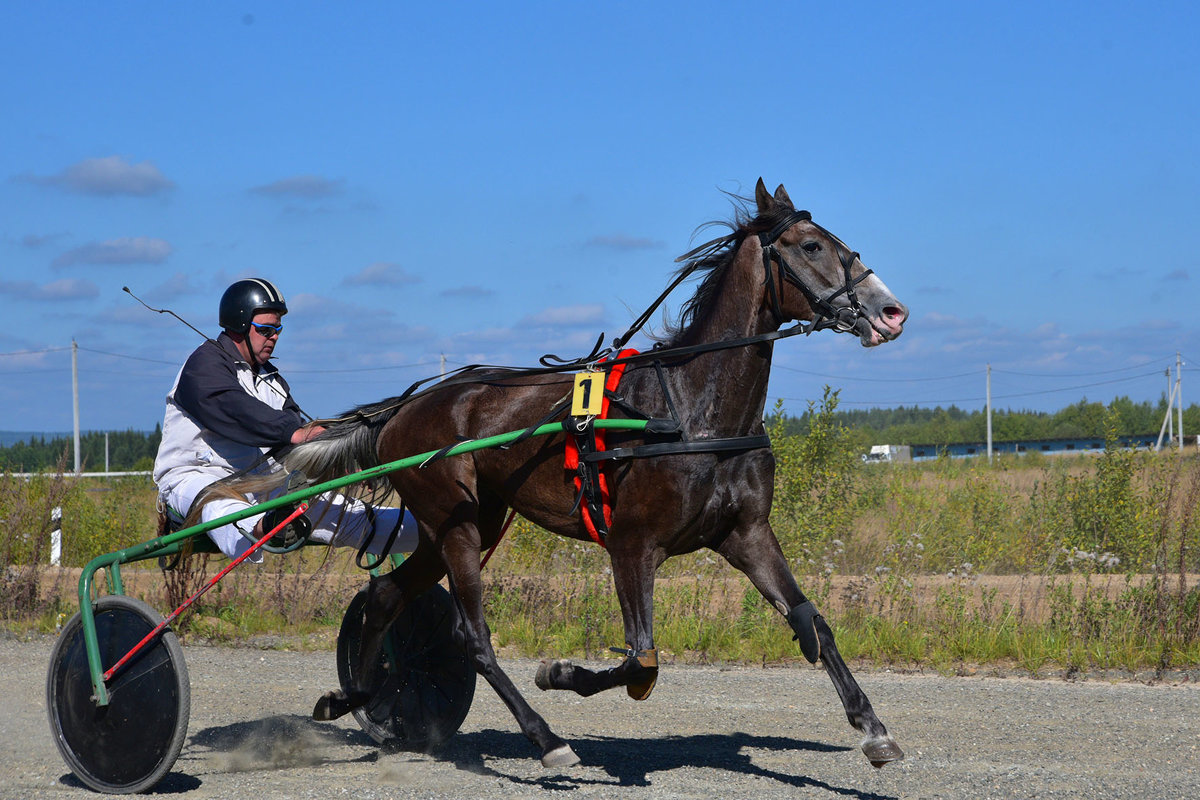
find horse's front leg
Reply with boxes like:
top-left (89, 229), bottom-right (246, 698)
top-left (536, 538), bottom-right (661, 700)
top-left (441, 524), bottom-right (580, 768)
top-left (716, 521), bottom-right (904, 767)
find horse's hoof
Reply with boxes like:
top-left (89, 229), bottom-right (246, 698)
top-left (541, 743), bottom-right (580, 768)
top-left (312, 691), bottom-right (340, 721)
top-left (862, 734), bottom-right (904, 767)
top-left (535, 659), bottom-right (573, 691)
top-left (312, 689), bottom-right (369, 722)
top-left (626, 671), bottom-right (658, 701)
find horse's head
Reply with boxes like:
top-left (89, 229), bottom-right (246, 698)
top-left (755, 179), bottom-right (907, 347)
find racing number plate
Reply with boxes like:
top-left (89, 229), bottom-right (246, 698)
top-left (571, 370), bottom-right (604, 417)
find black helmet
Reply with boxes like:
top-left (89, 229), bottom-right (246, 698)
top-left (219, 279), bottom-right (288, 334)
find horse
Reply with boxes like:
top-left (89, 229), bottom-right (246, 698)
top-left (197, 178), bottom-right (908, 769)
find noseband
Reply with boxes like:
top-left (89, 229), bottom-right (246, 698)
top-left (757, 209), bottom-right (875, 333)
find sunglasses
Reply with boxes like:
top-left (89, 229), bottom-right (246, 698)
top-left (249, 322), bottom-right (283, 337)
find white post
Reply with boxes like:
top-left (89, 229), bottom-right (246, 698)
top-left (986, 364), bottom-right (993, 464)
top-left (72, 340), bottom-right (81, 475)
top-left (1166, 368), bottom-right (1174, 444)
top-left (51, 506), bottom-right (62, 566)
top-left (1156, 380), bottom-right (1179, 451)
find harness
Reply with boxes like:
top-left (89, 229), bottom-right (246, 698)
top-left (563, 351), bottom-right (635, 545)
top-left (562, 357), bottom-right (773, 546)
top-left (317, 207), bottom-right (876, 547)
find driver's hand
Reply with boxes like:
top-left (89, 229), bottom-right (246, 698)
top-left (291, 424), bottom-right (326, 444)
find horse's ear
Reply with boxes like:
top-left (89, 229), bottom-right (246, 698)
top-left (773, 184), bottom-right (795, 211)
top-left (755, 178), bottom-right (774, 214)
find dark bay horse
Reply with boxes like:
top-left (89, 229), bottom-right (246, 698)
top-left (201, 179), bottom-right (908, 769)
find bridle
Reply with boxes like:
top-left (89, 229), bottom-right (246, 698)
top-left (609, 207), bottom-right (875, 353)
top-left (756, 209), bottom-right (875, 334)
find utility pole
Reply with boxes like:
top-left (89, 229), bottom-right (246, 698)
top-left (986, 364), bottom-right (993, 464)
top-left (71, 339), bottom-right (80, 474)
top-left (440, 353), bottom-right (446, 377)
top-left (1177, 352), bottom-right (1184, 450)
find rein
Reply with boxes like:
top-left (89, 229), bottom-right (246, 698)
top-left (315, 208), bottom-right (868, 427)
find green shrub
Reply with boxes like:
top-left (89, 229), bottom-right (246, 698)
top-left (769, 389), bottom-right (861, 560)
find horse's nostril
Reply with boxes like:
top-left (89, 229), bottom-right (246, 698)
top-left (883, 305), bottom-right (907, 324)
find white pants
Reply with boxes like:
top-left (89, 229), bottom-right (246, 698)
top-left (161, 472), bottom-right (419, 562)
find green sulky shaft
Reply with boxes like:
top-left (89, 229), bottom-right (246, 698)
top-left (79, 418), bottom-right (649, 705)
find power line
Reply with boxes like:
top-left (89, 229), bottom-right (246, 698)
top-left (285, 360), bottom-right (441, 374)
top-left (78, 367), bottom-right (176, 377)
top-left (991, 357), bottom-right (1167, 378)
top-left (0, 346), bottom-right (71, 357)
top-left (787, 369), bottom-right (1164, 407)
top-left (18, 343), bottom-right (441, 375)
top-left (773, 364), bottom-right (981, 383)
top-left (76, 347), bottom-right (179, 365)
top-left (0, 368), bottom-right (70, 376)
top-left (990, 370), bottom-right (1165, 399)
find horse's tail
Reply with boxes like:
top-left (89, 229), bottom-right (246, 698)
top-left (184, 397), bottom-right (404, 529)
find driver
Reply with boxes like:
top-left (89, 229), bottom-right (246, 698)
top-left (152, 278), bottom-right (417, 560)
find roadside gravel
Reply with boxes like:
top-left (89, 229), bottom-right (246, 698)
top-left (6, 633), bottom-right (1199, 799)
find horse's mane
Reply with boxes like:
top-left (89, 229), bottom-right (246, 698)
top-left (660, 196), bottom-right (802, 342)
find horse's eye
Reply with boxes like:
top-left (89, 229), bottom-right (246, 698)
top-left (802, 241), bottom-right (821, 254)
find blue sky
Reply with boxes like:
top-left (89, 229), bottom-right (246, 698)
top-left (2, 1), bottom-right (1197, 433)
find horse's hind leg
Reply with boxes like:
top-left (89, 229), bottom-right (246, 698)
top-left (716, 522), bottom-right (904, 767)
top-left (536, 538), bottom-right (661, 699)
top-left (440, 521), bottom-right (581, 768)
top-left (313, 542), bottom-right (445, 722)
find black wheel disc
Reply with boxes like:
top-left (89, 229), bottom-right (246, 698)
top-left (337, 583), bottom-right (475, 749)
top-left (47, 594), bottom-right (190, 794)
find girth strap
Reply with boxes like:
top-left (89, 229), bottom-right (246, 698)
top-left (581, 434), bottom-right (771, 463)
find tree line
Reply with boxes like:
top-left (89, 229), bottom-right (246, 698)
top-left (0, 428), bottom-right (162, 472)
top-left (1, 394), bottom-right (1195, 472)
top-left (771, 395), bottom-right (1198, 447)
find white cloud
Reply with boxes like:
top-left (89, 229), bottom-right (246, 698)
top-left (521, 304), bottom-right (606, 327)
top-left (20, 233), bottom-right (66, 248)
top-left (143, 272), bottom-right (205, 303)
top-left (0, 278), bottom-right (99, 301)
top-left (585, 234), bottom-right (664, 251)
top-left (342, 262), bottom-right (421, 287)
top-left (53, 237), bottom-right (172, 268)
top-left (24, 155), bottom-right (174, 196)
top-left (440, 285), bottom-right (495, 299)
top-left (250, 175), bottom-right (344, 199)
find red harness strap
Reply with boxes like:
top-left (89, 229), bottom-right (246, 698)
top-left (564, 349), bottom-right (637, 546)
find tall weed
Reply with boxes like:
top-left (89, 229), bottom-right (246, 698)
top-left (0, 463), bottom-right (72, 617)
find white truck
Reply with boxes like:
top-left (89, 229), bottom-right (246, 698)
top-left (861, 444), bottom-right (911, 463)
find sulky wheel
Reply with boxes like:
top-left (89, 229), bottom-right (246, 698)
top-left (46, 594), bottom-right (190, 794)
top-left (337, 583), bottom-right (475, 749)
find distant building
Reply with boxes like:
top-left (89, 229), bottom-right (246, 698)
top-left (908, 434), bottom-right (1161, 461)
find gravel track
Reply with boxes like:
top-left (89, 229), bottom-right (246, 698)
top-left (6, 633), bottom-right (1200, 799)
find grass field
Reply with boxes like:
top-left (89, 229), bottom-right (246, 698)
top-left (4, 417), bottom-right (1199, 675)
